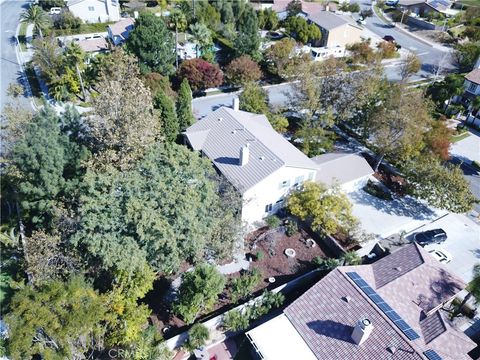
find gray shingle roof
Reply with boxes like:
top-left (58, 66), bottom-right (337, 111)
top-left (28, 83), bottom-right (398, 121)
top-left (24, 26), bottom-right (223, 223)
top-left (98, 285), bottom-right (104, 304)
top-left (108, 17), bottom-right (135, 38)
top-left (185, 107), bottom-right (317, 193)
top-left (312, 152), bottom-right (373, 187)
top-left (283, 243), bottom-right (475, 360)
top-left (307, 11), bottom-right (353, 30)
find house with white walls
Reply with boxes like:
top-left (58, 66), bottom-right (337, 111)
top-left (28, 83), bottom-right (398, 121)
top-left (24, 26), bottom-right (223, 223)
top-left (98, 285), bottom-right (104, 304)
top-left (184, 102), bottom-right (318, 228)
top-left (67, 0), bottom-right (120, 23)
top-left (463, 68), bottom-right (480, 128)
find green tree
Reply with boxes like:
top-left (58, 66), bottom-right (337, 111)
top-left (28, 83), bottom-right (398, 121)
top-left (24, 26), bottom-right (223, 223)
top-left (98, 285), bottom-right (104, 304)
top-left (184, 323), bottom-right (209, 351)
top-left (234, 5), bottom-right (261, 59)
top-left (5, 276), bottom-right (108, 360)
top-left (341, 251), bottom-right (362, 265)
top-left (176, 78), bottom-right (196, 131)
top-left (189, 22), bottom-right (212, 59)
top-left (285, 16), bottom-right (321, 44)
top-left (230, 269), bottom-right (262, 303)
top-left (154, 89), bottom-right (179, 142)
top-left (287, 182), bottom-right (357, 234)
top-left (404, 156), bottom-right (476, 213)
top-left (20, 5), bottom-right (50, 39)
top-left (174, 264), bottom-right (226, 324)
top-left (225, 55), bottom-right (262, 86)
top-left (196, 2), bottom-right (221, 31)
top-left (287, 0), bottom-right (302, 17)
top-left (454, 42), bottom-right (480, 72)
top-left (239, 82), bottom-right (269, 114)
top-left (223, 310), bottom-right (250, 332)
top-left (453, 264), bottom-right (480, 317)
top-left (265, 38), bottom-right (310, 79)
top-left (88, 49), bottom-right (158, 169)
top-left (9, 106), bottom-right (87, 229)
top-left (127, 12), bottom-right (175, 75)
top-left (73, 144), bottom-right (223, 275)
top-left (169, 9), bottom-right (187, 69)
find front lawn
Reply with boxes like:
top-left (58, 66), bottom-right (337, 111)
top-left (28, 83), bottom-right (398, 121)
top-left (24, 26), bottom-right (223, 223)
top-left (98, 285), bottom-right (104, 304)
top-left (47, 22), bottom-right (113, 36)
top-left (451, 131), bottom-right (471, 142)
top-left (18, 22), bottom-right (28, 52)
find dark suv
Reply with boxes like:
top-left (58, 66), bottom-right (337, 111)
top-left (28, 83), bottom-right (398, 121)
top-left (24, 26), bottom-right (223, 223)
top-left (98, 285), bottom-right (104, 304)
top-left (413, 229), bottom-right (447, 246)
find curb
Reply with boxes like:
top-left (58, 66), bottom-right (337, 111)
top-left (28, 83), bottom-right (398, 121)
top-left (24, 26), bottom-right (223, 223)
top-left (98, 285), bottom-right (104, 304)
top-left (14, 22), bottom-right (37, 111)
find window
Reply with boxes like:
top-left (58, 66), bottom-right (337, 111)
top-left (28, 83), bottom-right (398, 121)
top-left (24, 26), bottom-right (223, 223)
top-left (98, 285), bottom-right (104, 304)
top-left (294, 175), bottom-right (304, 186)
top-left (275, 198), bottom-right (283, 204)
top-left (278, 180), bottom-right (291, 189)
top-left (265, 204), bottom-right (272, 213)
top-left (308, 172), bottom-right (314, 181)
top-left (88, 6), bottom-right (95, 11)
top-left (468, 82), bottom-right (478, 93)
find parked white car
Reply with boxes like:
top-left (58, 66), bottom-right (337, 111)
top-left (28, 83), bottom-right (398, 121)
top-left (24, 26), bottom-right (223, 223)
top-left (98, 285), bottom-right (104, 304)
top-left (428, 249), bottom-right (453, 264)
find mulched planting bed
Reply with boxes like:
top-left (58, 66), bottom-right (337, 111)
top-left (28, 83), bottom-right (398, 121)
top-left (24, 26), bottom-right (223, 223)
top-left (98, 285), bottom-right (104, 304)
top-left (246, 226), bottom-right (326, 282)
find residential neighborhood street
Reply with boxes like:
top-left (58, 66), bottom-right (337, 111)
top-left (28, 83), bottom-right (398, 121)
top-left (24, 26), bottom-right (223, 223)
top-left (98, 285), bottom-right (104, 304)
top-left (0, 0), bottom-right (30, 112)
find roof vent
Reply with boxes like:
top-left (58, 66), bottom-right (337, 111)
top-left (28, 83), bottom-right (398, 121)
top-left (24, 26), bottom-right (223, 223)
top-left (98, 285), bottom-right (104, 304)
top-left (218, 117), bottom-right (223, 121)
top-left (394, 266), bottom-right (402, 272)
top-left (259, 156), bottom-right (265, 160)
top-left (351, 318), bottom-right (374, 346)
top-left (233, 97), bottom-right (240, 111)
top-left (232, 130), bottom-right (237, 134)
top-left (342, 296), bottom-right (351, 303)
top-left (387, 346), bottom-right (397, 354)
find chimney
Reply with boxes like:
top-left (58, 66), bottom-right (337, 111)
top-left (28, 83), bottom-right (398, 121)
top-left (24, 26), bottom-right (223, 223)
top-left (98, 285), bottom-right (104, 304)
top-left (239, 143), bottom-right (250, 166)
top-left (233, 97), bottom-right (240, 111)
top-left (326, 4), bottom-right (330, 11)
top-left (351, 318), bottom-right (374, 345)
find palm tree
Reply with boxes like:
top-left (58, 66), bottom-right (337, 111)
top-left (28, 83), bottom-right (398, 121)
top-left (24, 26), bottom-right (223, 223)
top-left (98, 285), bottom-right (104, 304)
top-left (169, 10), bottom-right (187, 69)
top-left (20, 5), bottom-right (50, 39)
top-left (452, 264), bottom-right (480, 317)
top-left (189, 22), bottom-right (211, 59)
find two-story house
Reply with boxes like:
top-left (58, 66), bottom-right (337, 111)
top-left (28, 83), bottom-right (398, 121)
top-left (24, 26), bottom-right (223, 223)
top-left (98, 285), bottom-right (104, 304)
top-left (464, 68), bottom-right (480, 128)
top-left (184, 102), bottom-right (318, 228)
top-left (67, 0), bottom-right (120, 23)
top-left (185, 101), bottom-right (374, 228)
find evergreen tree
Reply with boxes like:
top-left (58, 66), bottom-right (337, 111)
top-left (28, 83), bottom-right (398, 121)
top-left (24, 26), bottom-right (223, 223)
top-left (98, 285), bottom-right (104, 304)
top-left (176, 79), bottom-right (196, 131)
top-left (127, 12), bottom-right (175, 75)
top-left (154, 90), bottom-right (179, 142)
top-left (234, 6), bottom-right (260, 59)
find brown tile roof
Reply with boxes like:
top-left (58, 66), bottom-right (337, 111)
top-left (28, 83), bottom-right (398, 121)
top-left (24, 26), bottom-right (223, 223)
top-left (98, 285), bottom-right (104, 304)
top-left (465, 69), bottom-right (480, 85)
top-left (283, 243), bottom-right (475, 360)
top-left (77, 38), bottom-right (108, 53)
top-left (108, 17), bottom-right (135, 38)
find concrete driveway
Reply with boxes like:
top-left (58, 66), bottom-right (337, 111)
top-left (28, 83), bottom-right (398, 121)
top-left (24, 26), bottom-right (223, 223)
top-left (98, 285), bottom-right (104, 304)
top-left (407, 213), bottom-right (480, 283)
top-left (347, 189), bottom-right (446, 239)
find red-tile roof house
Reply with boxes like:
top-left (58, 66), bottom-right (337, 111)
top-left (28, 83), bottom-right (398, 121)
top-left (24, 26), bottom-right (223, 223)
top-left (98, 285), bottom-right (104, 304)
top-left (247, 243), bottom-right (475, 359)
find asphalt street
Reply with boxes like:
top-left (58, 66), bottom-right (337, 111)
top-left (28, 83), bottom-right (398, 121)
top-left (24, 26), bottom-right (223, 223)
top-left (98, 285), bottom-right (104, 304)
top-left (1, 0), bottom-right (31, 112)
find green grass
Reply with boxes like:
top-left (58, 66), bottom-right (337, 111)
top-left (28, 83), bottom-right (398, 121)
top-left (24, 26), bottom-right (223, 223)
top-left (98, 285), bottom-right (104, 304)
top-left (18, 22), bottom-right (28, 52)
top-left (374, 5), bottom-right (391, 24)
top-left (48, 22), bottom-right (114, 36)
top-left (458, 0), bottom-right (480, 7)
top-left (451, 132), bottom-right (471, 142)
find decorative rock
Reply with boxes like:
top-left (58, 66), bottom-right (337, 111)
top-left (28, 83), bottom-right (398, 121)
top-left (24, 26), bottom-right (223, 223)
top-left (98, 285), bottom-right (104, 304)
top-left (285, 248), bottom-right (296, 258)
top-left (306, 238), bottom-right (316, 248)
top-left (268, 277), bottom-right (276, 283)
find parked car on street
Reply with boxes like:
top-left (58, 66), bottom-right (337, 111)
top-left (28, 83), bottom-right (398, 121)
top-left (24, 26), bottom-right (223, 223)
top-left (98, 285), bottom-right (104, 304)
top-left (413, 229), bottom-right (447, 246)
top-left (383, 35), bottom-right (396, 43)
top-left (428, 249), bottom-right (453, 264)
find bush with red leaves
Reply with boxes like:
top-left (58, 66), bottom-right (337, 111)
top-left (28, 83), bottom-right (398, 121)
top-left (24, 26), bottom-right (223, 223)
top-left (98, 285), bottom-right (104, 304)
top-left (177, 59), bottom-right (224, 92)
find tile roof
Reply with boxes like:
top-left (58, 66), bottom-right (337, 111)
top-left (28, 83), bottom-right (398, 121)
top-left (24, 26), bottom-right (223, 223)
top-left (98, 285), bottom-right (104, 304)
top-left (281, 243), bottom-right (475, 360)
top-left (312, 152), bottom-right (374, 187)
top-left (185, 107), bottom-right (317, 193)
top-left (465, 69), bottom-right (480, 85)
top-left (108, 17), bottom-right (135, 38)
top-left (77, 37), bottom-right (108, 53)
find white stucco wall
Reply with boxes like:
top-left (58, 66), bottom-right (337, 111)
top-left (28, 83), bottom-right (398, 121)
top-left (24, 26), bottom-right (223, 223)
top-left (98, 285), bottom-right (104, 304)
top-left (241, 166), bottom-right (316, 228)
top-left (464, 80), bottom-right (480, 96)
top-left (340, 175), bottom-right (371, 193)
top-left (69, 0), bottom-right (120, 23)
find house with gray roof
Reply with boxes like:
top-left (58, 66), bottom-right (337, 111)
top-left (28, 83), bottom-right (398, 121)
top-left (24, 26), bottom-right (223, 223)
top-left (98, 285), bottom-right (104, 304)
top-left (108, 17), bottom-right (134, 46)
top-left (67, 0), bottom-right (120, 24)
top-left (184, 103), bottom-right (318, 227)
top-left (247, 243), bottom-right (476, 359)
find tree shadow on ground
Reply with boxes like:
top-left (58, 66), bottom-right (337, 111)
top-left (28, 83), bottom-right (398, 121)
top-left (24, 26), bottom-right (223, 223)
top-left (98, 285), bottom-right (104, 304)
top-left (349, 189), bottom-right (436, 220)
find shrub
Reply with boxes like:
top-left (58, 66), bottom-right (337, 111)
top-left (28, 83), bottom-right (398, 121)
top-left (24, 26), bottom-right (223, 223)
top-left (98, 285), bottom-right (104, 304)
top-left (377, 41), bottom-right (397, 59)
top-left (313, 257), bottom-right (340, 270)
top-left (223, 310), bottom-right (250, 332)
top-left (230, 268), bottom-right (262, 303)
top-left (250, 290), bottom-right (285, 319)
top-left (285, 220), bottom-right (298, 237)
top-left (53, 11), bottom-right (81, 30)
top-left (225, 55), bottom-right (262, 86)
top-left (185, 323), bottom-right (209, 351)
top-left (255, 250), bottom-right (264, 261)
top-left (177, 58), bottom-right (223, 92)
top-left (341, 251), bottom-right (362, 265)
top-left (363, 180), bottom-right (392, 200)
top-left (265, 215), bottom-right (280, 229)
